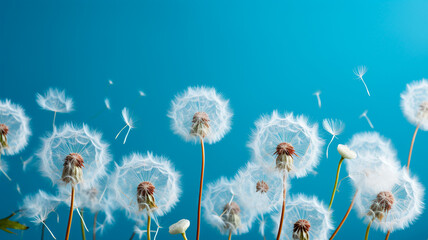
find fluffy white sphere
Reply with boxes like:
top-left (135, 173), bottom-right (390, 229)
top-left (400, 79), bottom-right (428, 130)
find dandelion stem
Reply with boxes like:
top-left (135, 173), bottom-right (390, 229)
top-left (365, 217), bottom-right (374, 240)
top-left (181, 233), bottom-right (188, 240)
top-left (93, 211), bottom-right (98, 240)
top-left (407, 124), bottom-right (420, 171)
top-left (41, 223), bottom-right (45, 240)
top-left (361, 77), bottom-right (371, 96)
top-left (53, 111), bottom-right (57, 130)
top-left (129, 232), bottom-right (135, 240)
top-left (326, 135), bottom-right (335, 158)
top-left (80, 208), bottom-right (86, 240)
top-left (328, 157), bottom-right (344, 210)
top-left (276, 173), bottom-right (287, 240)
top-left (385, 230), bottom-right (390, 240)
top-left (65, 186), bottom-right (75, 240)
top-left (147, 214), bottom-right (151, 240)
top-left (329, 190), bottom-right (358, 240)
top-left (228, 230), bottom-right (232, 240)
top-left (196, 138), bottom-right (205, 240)
top-left (0, 153), bottom-right (12, 181)
top-left (115, 125), bottom-right (128, 140)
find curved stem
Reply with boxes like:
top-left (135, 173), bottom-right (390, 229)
top-left (328, 157), bottom-right (345, 210)
top-left (41, 223), bottom-right (45, 240)
top-left (365, 217), bottom-right (374, 240)
top-left (181, 233), bottom-right (188, 240)
top-left (147, 214), bottom-right (151, 240)
top-left (329, 190), bottom-right (358, 240)
top-left (65, 186), bottom-right (75, 240)
top-left (53, 111), bottom-right (57, 130)
top-left (276, 173), bottom-right (287, 240)
top-left (80, 208), bottom-right (86, 240)
top-left (228, 230), bottom-right (232, 240)
top-left (326, 135), bottom-right (335, 158)
top-left (93, 211), bottom-right (98, 240)
top-left (196, 138), bottom-right (205, 240)
top-left (129, 232), bottom-right (135, 240)
top-left (385, 230), bottom-right (390, 240)
top-left (407, 124), bottom-right (420, 171)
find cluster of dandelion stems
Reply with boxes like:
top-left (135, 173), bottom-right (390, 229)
top-left (274, 142), bottom-right (297, 240)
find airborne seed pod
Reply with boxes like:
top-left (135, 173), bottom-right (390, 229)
top-left (368, 191), bottom-right (395, 221)
top-left (137, 181), bottom-right (157, 211)
top-left (274, 142), bottom-right (298, 172)
top-left (293, 219), bottom-right (311, 240)
top-left (190, 112), bottom-right (211, 139)
top-left (61, 153), bottom-right (84, 185)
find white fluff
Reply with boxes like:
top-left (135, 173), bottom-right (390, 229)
top-left (271, 194), bottom-right (334, 240)
top-left (37, 123), bottom-right (112, 188)
top-left (104, 98), bottom-right (111, 110)
top-left (248, 111), bottom-right (324, 178)
top-left (0, 99), bottom-right (32, 155)
top-left (354, 66), bottom-right (370, 96)
top-left (322, 119), bottom-right (345, 158)
top-left (355, 168), bottom-right (424, 233)
top-left (168, 86), bottom-right (233, 144)
top-left (400, 79), bottom-right (428, 130)
top-left (36, 88), bottom-right (74, 113)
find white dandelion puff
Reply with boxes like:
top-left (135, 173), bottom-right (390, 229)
top-left (322, 119), bottom-right (345, 158)
top-left (313, 91), bottom-right (322, 108)
top-left (36, 88), bottom-right (73, 129)
top-left (115, 108), bottom-right (135, 144)
top-left (359, 110), bottom-right (374, 129)
top-left (272, 195), bottom-right (334, 240)
top-left (168, 86), bottom-right (233, 144)
top-left (354, 66), bottom-right (370, 96)
top-left (104, 98), bottom-right (111, 110)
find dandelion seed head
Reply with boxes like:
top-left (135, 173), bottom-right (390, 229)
top-left (368, 191), bottom-right (394, 221)
top-left (256, 180), bottom-right (269, 194)
top-left (137, 181), bottom-right (157, 211)
top-left (61, 153), bottom-right (84, 185)
top-left (248, 111), bottom-right (323, 178)
top-left (0, 99), bottom-right (31, 155)
top-left (190, 111), bottom-right (211, 138)
top-left (293, 219), bottom-right (310, 240)
top-left (222, 201), bottom-right (241, 231)
top-left (36, 88), bottom-right (74, 113)
top-left (168, 86), bottom-right (232, 144)
top-left (400, 79), bottom-right (428, 130)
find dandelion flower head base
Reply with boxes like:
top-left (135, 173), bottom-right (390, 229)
top-left (274, 142), bottom-right (298, 172)
top-left (190, 112), bottom-right (210, 139)
top-left (137, 181), bottom-right (157, 211)
top-left (61, 153), bottom-right (84, 185)
top-left (293, 219), bottom-right (310, 240)
top-left (0, 123), bottom-right (9, 149)
top-left (222, 201), bottom-right (241, 231)
top-left (369, 191), bottom-right (394, 221)
top-left (418, 101), bottom-right (428, 120)
top-left (256, 180), bottom-right (269, 194)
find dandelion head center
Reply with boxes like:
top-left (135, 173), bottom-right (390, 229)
top-left (192, 112), bottom-right (210, 124)
top-left (190, 112), bottom-right (211, 138)
top-left (64, 153), bottom-right (84, 168)
top-left (274, 142), bottom-right (297, 172)
top-left (137, 181), bottom-right (156, 197)
top-left (369, 191), bottom-right (395, 221)
top-left (223, 201), bottom-right (241, 215)
top-left (418, 101), bottom-right (428, 119)
top-left (222, 201), bottom-right (241, 230)
top-left (274, 142), bottom-right (297, 157)
top-left (0, 124), bottom-right (9, 135)
top-left (256, 180), bottom-right (269, 194)
top-left (293, 219), bottom-right (311, 233)
top-left (137, 181), bottom-right (157, 211)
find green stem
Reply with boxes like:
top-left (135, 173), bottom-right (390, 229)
top-left (365, 217), bottom-right (374, 240)
top-left (328, 157), bottom-right (345, 210)
top-left (80, 208), bottom-right (86, 240)
top-left (147, 214), bottom-right (151, 240)
top-left (181, 233), bottom-right (188, 240)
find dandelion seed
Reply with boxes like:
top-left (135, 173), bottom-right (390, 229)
top-left (115, 108), bottom-right (135, 144)
top-left (36, 88), bottom-right (73, 129)
top-left (139, 91), bottom-right (146, 97)
top-left (359, 110), bottom-right (374, 128)
top-left (16, 184), bottom-right (21, 195)
top-left (108, 80), bottom-right (114, 85)
top-left (354, 66), bottom-right (370, 96)
top-left (22, 156), bottom-right (33, 172)
top-left (322, 119), bottom-right (345, 158)
top-left (104, 98), bottom-right (111, 110)
top-left (313, 91), bottom-right (322, 108)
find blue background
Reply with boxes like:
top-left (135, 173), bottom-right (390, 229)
top-left (1, 0), bottom-right (428, 239)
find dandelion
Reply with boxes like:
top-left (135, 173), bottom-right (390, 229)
top-left (355, 168), bottom-right (424, 240)
top-left (169, 219), bottom-right (190, 240)
top-left (115, 108), bottom-right (135, 144)
top-left (313, 91), bottom-right (322, 108)
top-left (400, 79), bottom-right (428, 170)
top-left (104, 98), bottom-right (111, 110)
top-left (110, 152), bottom-right (181, 240)
top-left (19, 190), bottom-right (61, 239)
top-left (327, 144), bottom-right (356, 210)
top-left (108, 80), bottom-right (114, 85)
top-left (0, 99), bottom-right (31, 181)
top-left (139, 91), bottom-right (146, 97)
top-left (273, 195), bottom-right (333, 240)
top-left (248, 111), bottom-right (323, 240)
top-left (354, 66), bottom-right (370, 96)
top-left (202, 178), bottom-right (253, 240)
top-left (22, 156), bottom-right (33, 172)
top-left (168, 86), bottom-right (232, 240)
top-left (359, 110), bottom-right (374, 128)
top-left (36, 88), bottom-right (74, 129)
top-left (322, 119), bottom-right (345, 158)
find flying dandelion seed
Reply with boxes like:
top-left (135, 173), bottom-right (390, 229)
top-left (115, 108), bottom-right (135, 144)
top-left (0, 99), bottom-right (31, 181)
top-left (322, 119), bottom-right (345, 158)
top-left (110, 152), bottom-right (181, 240)
top-left (139, 91), bottom-right (146, 97)
top-left (36, 88), bottom-right (74, 129)
top-left (355, 168), bottom-right (424, 239)
top-left (313, 91), bottom-right (322, 108)
top-left (359, 110), bottom-right (374, 129)
top-left (104, 98), bottom-right (111, 110)
top-left (16, 184), bottom-right (21, 195)
top-left (202, 177), bottom-right (254, 239)
top-left (400, 79), bottom-right (428, 170)
top-left (108, 80), bottom-right (114, 85)
top-left (22, 156), bottom-right (34, 172)
top-left (272, 195), bottom-right (333, 240)
top-left (354, 66), bottom-right (370, 96)
top-left (168, 86), bottom-right (232, 240)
